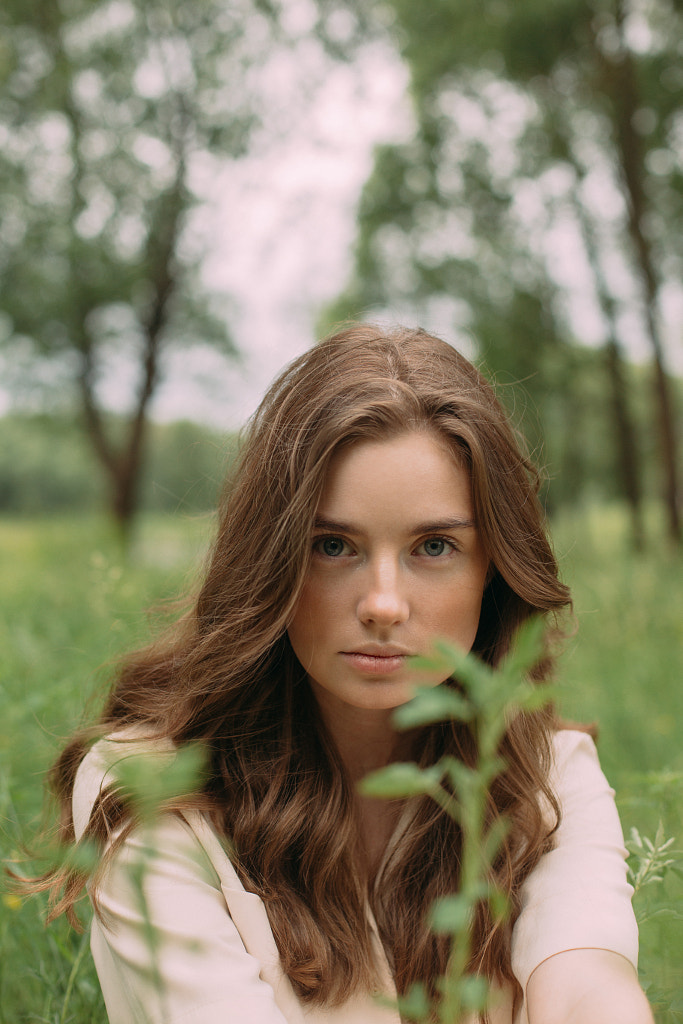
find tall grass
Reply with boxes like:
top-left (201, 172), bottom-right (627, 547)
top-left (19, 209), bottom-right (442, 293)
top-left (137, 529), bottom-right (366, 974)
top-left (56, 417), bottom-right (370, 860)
top-left (551, 505), bottom-right (683, 1018)
top-left (1, 508), bottom-right (681, 1022)
top-left (0, 515), bottom-right (211, 1024)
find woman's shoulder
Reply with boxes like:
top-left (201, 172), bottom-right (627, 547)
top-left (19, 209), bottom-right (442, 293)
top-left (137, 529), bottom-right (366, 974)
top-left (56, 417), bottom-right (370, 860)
top-left (550, 725), bottom-right (598, 763)
top-left (72, 727), bottom-right (251, 895)
top-left (548, 727), bottom-right (607, 797)
top-left (72, 726), bottom-right (176, 841)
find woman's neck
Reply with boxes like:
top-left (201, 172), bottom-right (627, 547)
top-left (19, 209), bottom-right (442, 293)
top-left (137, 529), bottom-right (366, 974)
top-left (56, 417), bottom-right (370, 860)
top-left (310, 687), bottom-right (411, 875)
top-left (311, 687), bottom-right (406, 782)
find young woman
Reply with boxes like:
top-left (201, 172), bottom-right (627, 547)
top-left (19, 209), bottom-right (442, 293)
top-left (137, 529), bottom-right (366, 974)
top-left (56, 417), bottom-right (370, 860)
top-left (42, 324), bottom-right (651, 1024)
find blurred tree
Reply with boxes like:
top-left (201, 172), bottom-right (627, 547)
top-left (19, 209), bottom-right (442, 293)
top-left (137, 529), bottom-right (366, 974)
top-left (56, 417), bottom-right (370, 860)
top-left (330, 0), bottom-right (681, 544)
top-left (0, 412), bottom-right (232, 516)
top-left (0, 0), bottom-right (367, 540)
top-left (0, 0), bottom-right (266, 538)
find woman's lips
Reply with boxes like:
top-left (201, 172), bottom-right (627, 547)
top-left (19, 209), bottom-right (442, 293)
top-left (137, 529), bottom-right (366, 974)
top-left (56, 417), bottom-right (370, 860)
top-left (340, 651), bottom-right (408, 675)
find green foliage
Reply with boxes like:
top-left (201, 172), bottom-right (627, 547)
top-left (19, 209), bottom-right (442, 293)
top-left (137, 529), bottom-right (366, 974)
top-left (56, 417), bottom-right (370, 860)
top-left (0, 413), bottom-right (233, 515)
top-left (361, 618), bottom-right (551, 1022)
top-left (113, 744), bottom-right (207, 822)
top-left (361, 762), bottom-right (445, 799)
top-left (1, 507), bottom-right (681, 1020)
top-left (0, 0), bottom-right (291, 530)
top-left (628, 824), bottom-right (681, 906)
top-left (554, 504), bottom-right (683, 1020)
top-left (0, 413), bottom-right (102, 513)
top-left (330, 0), bottom-right (683, 534)
top-left (392, 683), bottom-right (473, 727)
top-left (553, 503), bottom-right (683, 779)
top-left (627, 825), bottom-right (683, 1021)
top-left (0, 514), bottom-right (211, 1022)
top-left (0, 901), bottom-right (103, 1024)
top-left (142, 420), bottom-right (236, 515)
top-left (0, 0), bottom-right (251, 358)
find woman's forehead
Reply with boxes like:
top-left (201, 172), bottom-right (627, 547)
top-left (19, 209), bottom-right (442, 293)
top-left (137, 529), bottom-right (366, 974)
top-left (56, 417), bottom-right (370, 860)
top-left (316, 431), bottom-right (474, 526)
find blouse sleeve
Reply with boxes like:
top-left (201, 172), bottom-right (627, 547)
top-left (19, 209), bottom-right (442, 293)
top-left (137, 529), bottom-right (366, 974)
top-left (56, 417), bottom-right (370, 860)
top-left (511, 730), bottom-right (639, 996)
top-left (73, 741), bottom-right (296, 1024)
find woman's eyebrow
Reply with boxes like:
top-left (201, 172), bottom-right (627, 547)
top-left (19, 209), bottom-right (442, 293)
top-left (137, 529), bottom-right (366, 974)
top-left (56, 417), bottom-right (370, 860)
top-left (312, 515), bottom-right (476, 534)
top-left (313, 516), bottom-right (356, 534)
top-left (412, 517), bottom-right (475, 533)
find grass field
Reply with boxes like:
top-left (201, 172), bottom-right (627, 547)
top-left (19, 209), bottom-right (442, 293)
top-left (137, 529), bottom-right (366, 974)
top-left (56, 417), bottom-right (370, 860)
top-left (1, 509), bottom-right (681, 1022)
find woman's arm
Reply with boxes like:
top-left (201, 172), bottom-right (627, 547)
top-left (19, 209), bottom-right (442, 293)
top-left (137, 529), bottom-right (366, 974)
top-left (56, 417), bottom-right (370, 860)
top-left (511, 732), bottom-right (641, 1000)
top-left (88, 811), bottom-right (296, 1024)
top-left (527, 949), bottom-right (653, 1024)
top-left (73, 739), bottom-right (300, 1024)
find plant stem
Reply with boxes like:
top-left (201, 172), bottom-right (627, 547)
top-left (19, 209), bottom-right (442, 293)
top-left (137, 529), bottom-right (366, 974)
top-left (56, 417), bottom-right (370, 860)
top-left (59, 929), bottom-right (90, 1024)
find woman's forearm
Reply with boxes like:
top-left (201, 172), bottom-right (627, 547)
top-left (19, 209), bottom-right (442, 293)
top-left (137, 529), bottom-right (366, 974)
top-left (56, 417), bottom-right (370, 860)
top-left (526, 949), bottom-right (654, 1024)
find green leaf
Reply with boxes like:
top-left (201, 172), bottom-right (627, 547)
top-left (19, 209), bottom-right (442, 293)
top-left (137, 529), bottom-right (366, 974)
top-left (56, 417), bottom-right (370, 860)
top-left (358, 762), bottom-right (443, 799)
top-left (62, 838), bottom-right (101, 875)
top-left (392, 684), bottom-right (473, 729)
top-left (461, 973), bottom-right (490, 1011)
top-left (488, 885), bottom-right (510, 924)
top-left (431, 639), bottom-right (493, 695)
top-left (112, 743), bottom-right (207, 821)
top-left (443, 758), bottom-right (478, 798)
top-left (509, 680), bottom-right (555, 714)
top-left (500, 616), bottom-right (546, 679)
top-left (429, 893), bottom-right (473, 934)
top-left (396, 981), bottom-right (432, 1021)
top-left (481, 816), bottom-right (511, 867)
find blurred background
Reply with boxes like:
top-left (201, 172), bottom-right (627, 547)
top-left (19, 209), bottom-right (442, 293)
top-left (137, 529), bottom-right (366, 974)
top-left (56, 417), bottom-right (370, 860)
top-left (0, 0), bottom-right (681, 1020)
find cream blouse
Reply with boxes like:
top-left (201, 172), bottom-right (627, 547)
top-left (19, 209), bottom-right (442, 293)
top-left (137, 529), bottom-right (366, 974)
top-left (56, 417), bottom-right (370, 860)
top-left (73, 730), bottom-right (639, 1024)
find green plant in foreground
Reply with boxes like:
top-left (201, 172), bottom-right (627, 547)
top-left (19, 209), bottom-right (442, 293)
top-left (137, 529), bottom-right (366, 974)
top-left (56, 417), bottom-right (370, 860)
top-left (627, 824), bottom-right (683, 1022)
top-left (360, 619), bottom-right (552, 1023)
top-left (628, 824), bottom-right (681, 911)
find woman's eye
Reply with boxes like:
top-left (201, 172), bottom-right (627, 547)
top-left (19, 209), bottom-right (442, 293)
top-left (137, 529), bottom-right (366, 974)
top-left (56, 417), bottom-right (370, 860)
top-left (313, 536), bottom-right (349, 557)
top-left (417, 537), bottom-right (453, 557)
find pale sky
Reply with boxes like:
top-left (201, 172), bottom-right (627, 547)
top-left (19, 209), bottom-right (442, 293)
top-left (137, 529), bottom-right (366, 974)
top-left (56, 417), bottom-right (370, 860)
top-left (148, 33), bottom-right (413, 429)
top-left (144, 29), bottom-right (683, 430)
top-left (1, 7), bottom-right (680, 429)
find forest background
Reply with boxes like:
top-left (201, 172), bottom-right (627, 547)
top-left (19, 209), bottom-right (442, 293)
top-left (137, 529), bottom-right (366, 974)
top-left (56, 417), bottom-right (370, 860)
top-left (1, 0), bottom-right (681, 1021)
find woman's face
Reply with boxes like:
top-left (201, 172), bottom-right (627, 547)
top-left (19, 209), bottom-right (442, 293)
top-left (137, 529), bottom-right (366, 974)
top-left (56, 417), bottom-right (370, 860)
top-left (287, 431), bottom-right (489, 717)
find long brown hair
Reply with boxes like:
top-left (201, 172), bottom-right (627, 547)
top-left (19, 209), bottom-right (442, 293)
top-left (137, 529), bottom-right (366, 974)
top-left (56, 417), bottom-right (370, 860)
top-left (36, 324), bottom-right (570, 1010)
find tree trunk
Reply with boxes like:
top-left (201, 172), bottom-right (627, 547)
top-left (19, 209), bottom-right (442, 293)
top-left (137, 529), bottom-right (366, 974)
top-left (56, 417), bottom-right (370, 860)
top-left (595, 6), bottom-right (681, 543)
top-left (605, 338), bottom-right (645, 549)
top-left (110, 457), bottom-right (139, 544)
top-left (77, 346), bottom-right (142, 549)
top-left (64, 49), bottom-right (186, 546)
top-left (571, 185), bottom-right (645, 549)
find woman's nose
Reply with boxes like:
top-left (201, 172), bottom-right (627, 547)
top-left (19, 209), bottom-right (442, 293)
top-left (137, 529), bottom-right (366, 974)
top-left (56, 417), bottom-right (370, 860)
top-left (356, 559), bottom-right (409, 627)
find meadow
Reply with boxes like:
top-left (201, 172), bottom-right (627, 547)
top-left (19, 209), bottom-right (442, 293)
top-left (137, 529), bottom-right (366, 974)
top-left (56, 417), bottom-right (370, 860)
top-left (1, 509), bottom-right (681, 1023)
